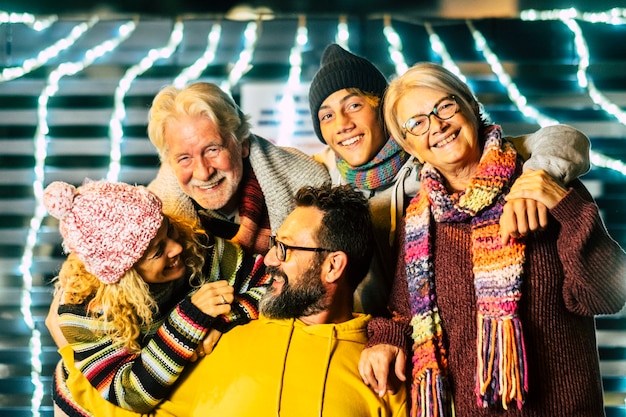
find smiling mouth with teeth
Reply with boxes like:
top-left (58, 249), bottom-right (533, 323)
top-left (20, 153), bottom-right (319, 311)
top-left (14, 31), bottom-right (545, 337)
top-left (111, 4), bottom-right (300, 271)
top-left (168, 257), bottom-right (180, 269)
top-left (434, 133), bottom-right (456, 148)
top-left (340, 135), bottom-right (362, 147)
top-left (198, 179), bottom-right (223, 189)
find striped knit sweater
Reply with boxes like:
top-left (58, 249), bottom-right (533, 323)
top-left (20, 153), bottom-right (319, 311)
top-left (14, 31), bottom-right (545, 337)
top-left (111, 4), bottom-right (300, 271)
top-left (53, 236), bottom-right (267, 415)
top-left (367, 180), bottom-right (626, 416)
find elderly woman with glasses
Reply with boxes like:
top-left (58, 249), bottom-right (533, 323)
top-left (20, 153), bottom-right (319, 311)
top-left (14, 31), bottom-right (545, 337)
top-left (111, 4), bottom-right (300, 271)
top-left (358, 62), bottom-right (626, 417)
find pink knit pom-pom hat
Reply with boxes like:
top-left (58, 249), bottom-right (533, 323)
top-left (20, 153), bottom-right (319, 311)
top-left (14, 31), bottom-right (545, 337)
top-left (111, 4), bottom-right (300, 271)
top-left (43, 180), bottom-right (164, 284)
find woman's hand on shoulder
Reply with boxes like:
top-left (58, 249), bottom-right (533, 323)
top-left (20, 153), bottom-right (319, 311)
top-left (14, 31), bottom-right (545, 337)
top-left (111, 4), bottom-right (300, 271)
top-left (358, 344), bottom-right (406, 397)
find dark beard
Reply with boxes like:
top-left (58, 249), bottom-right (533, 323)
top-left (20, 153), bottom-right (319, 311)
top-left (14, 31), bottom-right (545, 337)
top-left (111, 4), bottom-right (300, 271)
top-left (260, 259), bottom-right (328, 319)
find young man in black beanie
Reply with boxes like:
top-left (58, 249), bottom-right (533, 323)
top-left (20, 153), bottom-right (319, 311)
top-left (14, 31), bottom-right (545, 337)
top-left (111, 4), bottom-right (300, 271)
top-left (308, 43), bottom-right (591, 317)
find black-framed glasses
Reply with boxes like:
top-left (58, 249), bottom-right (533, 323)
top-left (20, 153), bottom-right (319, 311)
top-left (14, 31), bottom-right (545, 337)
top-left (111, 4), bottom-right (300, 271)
top-left (401, 95), bottom-right (459, 137)
top-left (268, 236), bottom-right (334, 262)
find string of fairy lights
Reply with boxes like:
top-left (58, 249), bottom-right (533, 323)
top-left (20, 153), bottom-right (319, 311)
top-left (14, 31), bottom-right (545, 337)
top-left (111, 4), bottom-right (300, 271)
top-left (383, 15), bottom-right (409, 78)
top-left (0, 16), bottom-right (96, 82)
top-left (108, 18), bottom-right (183, 182)
top-left (275, 15), bottom-right (308, 145)
top-left (335, 15), bottom-right (350, 50)
top-left (0, 8), bottom-right (625, 414)
top-left (173, 21), bottom-right (222, 88)
top-left (220, 20), bottom-right (259, 96)
top-left (520, 8), bottom-right (626, 172)
top-left (13, 15), bottom-right (137, 415)
top-left (422, 21), bottom-right (465, 82)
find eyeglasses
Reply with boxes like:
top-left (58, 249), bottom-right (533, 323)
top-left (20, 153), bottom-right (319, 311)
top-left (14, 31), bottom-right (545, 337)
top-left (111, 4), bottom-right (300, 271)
top-left (401, 95), bottom-right (459, 137)
top-left (268, 236), bottom-right (334, 262)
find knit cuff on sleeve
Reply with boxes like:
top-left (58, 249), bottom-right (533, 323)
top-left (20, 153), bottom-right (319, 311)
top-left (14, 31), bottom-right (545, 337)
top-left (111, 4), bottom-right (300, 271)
top-left (550, 183), bottom-right (596, 224)
top-left (176, 296), bottom-right (215, 332)
top-left (365, 317), bottom-right (410, 355)
top-left (210, 316), bottom-right (239, 334)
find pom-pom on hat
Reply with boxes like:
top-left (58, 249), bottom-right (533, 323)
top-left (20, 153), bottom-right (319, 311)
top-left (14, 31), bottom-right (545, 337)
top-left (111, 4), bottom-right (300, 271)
top-left (43, 180), bottom-right (164, 284)
top-left (308, 44), bottom-right (388, 144)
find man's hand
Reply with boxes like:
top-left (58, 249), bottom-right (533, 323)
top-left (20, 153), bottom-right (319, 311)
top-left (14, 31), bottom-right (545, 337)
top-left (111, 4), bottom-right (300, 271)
top-left (358, 344), bottom-right (406, 397)
top-left (500, 169), bottom-right (568, 245)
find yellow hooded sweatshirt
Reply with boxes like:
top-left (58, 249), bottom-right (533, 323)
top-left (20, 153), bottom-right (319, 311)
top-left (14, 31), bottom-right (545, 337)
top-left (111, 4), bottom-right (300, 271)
top-left (159, 313), bottom-right (407, 417)
top-left (57, 314), bottom-right (407, 417)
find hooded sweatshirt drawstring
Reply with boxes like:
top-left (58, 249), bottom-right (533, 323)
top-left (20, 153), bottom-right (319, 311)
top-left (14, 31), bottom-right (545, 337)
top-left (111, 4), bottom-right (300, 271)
top-left (275, 318), bottom-right (296, 416)
top-left (276, 320), bottom-right (338, 417)
top-left (317, 326), bottom-right (338, 416)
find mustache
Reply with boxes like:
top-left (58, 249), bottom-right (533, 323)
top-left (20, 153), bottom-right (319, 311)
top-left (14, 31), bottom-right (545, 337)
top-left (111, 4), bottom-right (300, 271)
top-left (265, 266), bottom-right (287, 283)
top-left (187, 174), bottom-right (224, 187)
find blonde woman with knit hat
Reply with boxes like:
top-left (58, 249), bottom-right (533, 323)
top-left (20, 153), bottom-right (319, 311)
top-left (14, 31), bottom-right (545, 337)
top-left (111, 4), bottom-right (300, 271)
top-left (358, 62), bottom-right (626, 416)
top-left (43, 180), bottom-right (267, 416)
top-left (308, 44), bottom-right (592, 318)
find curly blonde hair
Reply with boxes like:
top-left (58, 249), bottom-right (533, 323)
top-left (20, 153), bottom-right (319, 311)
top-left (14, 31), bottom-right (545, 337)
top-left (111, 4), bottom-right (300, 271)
top-left (54, 215), bottom-right (207, 353)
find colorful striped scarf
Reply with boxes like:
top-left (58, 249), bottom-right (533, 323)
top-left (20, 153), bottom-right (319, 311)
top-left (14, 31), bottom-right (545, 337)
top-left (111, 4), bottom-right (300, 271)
top-left (336, 137), bottom-right (410, 191)
top-left (404, 126), bottom-right (527, 416)
top-left (234, 159), bottom-right (272, 254)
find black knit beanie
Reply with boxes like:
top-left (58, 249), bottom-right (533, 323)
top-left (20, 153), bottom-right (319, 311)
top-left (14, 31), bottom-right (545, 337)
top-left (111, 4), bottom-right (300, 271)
top-left (309, 44), bottom-right (388, 144)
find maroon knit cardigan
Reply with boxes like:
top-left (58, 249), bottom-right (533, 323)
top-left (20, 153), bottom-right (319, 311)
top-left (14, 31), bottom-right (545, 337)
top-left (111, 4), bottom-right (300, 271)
top-left (367, 180), bottom-right (626, 416)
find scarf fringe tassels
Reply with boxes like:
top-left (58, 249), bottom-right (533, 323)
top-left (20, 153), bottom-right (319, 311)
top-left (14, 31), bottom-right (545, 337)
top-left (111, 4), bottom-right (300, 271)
top-left (475, 315), bottom-right (528, 409)
top-left (411, 368), bottom-right (455, 417)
